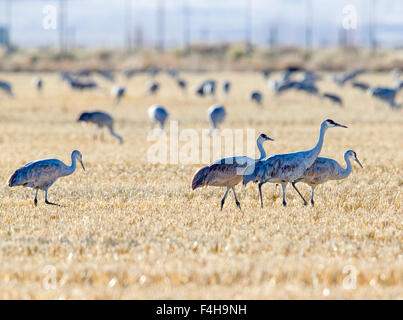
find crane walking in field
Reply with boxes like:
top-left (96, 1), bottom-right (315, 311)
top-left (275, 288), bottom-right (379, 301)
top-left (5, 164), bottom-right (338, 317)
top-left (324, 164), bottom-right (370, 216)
top-left (321, 93), bottom-right (343, 107)
top-left (111, 85), bottom-right (126, 105)
top-left (192, 133), bottom-right (274, 210)
top-left (223, 81), bottom-right (231, 95)
top-left (8, 150), bottom-right (85, 206)
top-left (148, 105), bottom-right (169, 131)
top-left (207, 104), bottom-right (226, 136)
top-left (77, 111), bottom-right (123, 143)
top-left (147, 81), bottom-right (160, 95)
top-left (250, 91), bottom-right (263, 106)
top-left (294, 150), bottom-right (363, 206)
top-left (32, 77), bottom-right (43, 92)
top-left (0, 80), bottom-right (14, 97)
top-left (243, 119), bottom-right (348, 207)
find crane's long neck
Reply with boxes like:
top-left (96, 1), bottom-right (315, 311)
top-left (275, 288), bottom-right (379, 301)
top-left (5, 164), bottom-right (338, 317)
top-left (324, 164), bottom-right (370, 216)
top-left (109, 126), bottom-right (123, 143)
top-left (303, 123), bottom-right (328, 169)
top-left (337, 154), bottom-right (353, 179)
top-left (63, 154), bottom-right (77, 176)
top-left (257, 139), bottom-right (266, 160)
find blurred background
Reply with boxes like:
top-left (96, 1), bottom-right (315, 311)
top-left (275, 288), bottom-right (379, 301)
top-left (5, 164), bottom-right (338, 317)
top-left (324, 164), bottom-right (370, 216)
top-left (1, 0), bottom-right (403, 71)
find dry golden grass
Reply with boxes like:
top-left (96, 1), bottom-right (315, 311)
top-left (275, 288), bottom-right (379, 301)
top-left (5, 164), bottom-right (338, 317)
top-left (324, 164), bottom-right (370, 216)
top-left (0, 71), bottom-right (401, 299)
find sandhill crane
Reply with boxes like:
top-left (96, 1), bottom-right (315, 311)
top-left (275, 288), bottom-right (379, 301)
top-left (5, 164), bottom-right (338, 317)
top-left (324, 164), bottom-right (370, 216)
top-left (262, 69), bottom-right (271, 79)
top-left (147, 81), bottom-right (159, 95)
top-left (0, 80), bottom-right (13, 97)
top-left (192, 133), bottom-right (274, 210)
top-left (166, 68), bottom-right (178, 78)
top-left (352, 82), bottom-right (370, 91)
top-left (123, 68), bottom-right (138, 79)
top-left (272, 80), bottom-right (298, 96)
top-left (32, 77), bottom-right (43, 92)
top-left (8, 150), bottom-right (85, 206)
top-left (207, 104), bottom-right (226, 136)
top-left (223, 81), bottom-right (231, 95)
top-left (147, 67), bottom-right (160, 77)
top-left (196, 80), bottom-right (216, 97)
top-left (294, 150), bottom-right (363, 206)
top-left (148, 105), bottom-right (168, 131)
top-left (203, 80), bottom-right (216, 96)
top-left (96, 70), bottom-right (114, 82)
top-left (176, 79), bottom-right (187, 91)
top-left (111, 85), bottom-right (126, 105)
top-left (296, 81), bottom-right (319, 96)
top-left (321, 93), bottom-right (343, 107)
top-left (369, 86), bottom-right (401, 108)
top-left (60, 72), bottom-right (98, 91)
top-left (281, 68), bottom-right (297, 82)
top-left (243, 119), bottom-right (348, 207)
top-left (333, 69), bottom-right (365, 86)
top-left (77, 111), bottom-right (123, 144)
top-left (250, 91), bottom-right (263, 105)
top-left (301, 71), bottom-right (321, 83)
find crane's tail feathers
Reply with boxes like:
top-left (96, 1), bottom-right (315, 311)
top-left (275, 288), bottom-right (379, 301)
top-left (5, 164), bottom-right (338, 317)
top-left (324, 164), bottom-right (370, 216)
top-left (191, 166), bottom-right (210, 190)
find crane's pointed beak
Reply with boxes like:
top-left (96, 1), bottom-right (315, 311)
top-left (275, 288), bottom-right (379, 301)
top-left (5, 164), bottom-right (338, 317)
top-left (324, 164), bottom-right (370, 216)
top-left (267, 137), bottom-right (274, 141)
top-left (335, 122), bottom-right (348, 128)
top-left (80, 161), bottom-right (85, 171)
top-left (354, 157), bottom-right (363, 168)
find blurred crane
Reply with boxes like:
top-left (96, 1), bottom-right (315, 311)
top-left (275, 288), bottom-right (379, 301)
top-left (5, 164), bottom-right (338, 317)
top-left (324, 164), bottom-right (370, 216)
top-left (77, 111), bottom-right (123, 144)
top-left (223, 81), bottom-right (231, 96)
top-left (321, 93), bottom-right (343, 107)
top-left (148, 104), bottom-right (168, 131)
top-left (147, 80), bottom-right (160, 95)
top-left (250, 91), bottom-right (263, 105)
top-left (32, 77), bottom-right (43, 92)
top-left (207, 104), bottom-right (226, 136)
top-left (111, 85), bottom-right (126, 105)
top-left (0, 80), bottom-right (14, 97)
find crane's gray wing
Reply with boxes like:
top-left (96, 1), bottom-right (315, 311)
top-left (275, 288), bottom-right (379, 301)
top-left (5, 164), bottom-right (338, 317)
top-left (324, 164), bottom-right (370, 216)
top-left (298, 158), bottom-right (339, 184)
top-left (10, 160), bottom-right (65, 187)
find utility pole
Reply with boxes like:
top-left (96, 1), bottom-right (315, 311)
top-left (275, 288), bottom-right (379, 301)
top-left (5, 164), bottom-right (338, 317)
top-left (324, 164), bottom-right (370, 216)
top-left (245, 0), bottom-right (252, 50)
top-left (58, 0), bottom-right (66, 52)
top-left (305, 0), bottom-right (312, 49)
top-left (156, 0), bottom-right (165, 52)
top-left (125, 0), bottom-right (132, 52)
top-left (5, 0), bottom-right (12, 49)
top-left (368, 0), bottom-right (376, 51)
top-left (183, 0), bottom-right (190, 53)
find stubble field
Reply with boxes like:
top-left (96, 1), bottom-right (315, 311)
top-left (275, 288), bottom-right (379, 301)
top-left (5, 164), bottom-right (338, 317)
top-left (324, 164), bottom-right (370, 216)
top-left (0, 71), bottom-right (401, 299)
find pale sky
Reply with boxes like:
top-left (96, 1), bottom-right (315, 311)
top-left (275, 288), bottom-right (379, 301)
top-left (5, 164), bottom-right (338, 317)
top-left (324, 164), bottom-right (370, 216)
top-left (1, 0), bottom-right (403, 48)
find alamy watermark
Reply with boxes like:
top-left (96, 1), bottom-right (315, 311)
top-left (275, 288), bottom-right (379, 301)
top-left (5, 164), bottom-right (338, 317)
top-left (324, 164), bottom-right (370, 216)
top-left (42, 5), bottom-right (57, 30)
top-left (342, 4), bottom-right (357, 30)
top-left (147, 121), bottom-right (261, 168)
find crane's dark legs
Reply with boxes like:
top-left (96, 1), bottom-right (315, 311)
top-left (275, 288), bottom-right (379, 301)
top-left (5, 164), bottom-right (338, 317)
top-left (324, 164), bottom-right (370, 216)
top-left (258, 182), bottom-right (264, 208)
top-left (231, 187), bottom-right (241, 211)
top-left (281, 183), bottom-right (287, 206)
top-left (34, 190), bottom-right (38, 206)
top-left (258, 179), bottom-right (273, 208)
top-left (220, 187), bottom-right (230, 211)
top-left (45, 190), bottom-right (60, 206)
top-left (291, 182), bottom-right (308, 206)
